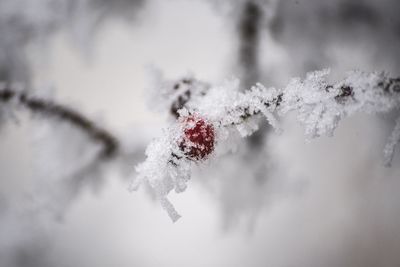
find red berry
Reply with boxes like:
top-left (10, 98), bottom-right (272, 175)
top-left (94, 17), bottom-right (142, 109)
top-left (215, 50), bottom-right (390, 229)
top-left (179, 115), bottom-right (215, 160)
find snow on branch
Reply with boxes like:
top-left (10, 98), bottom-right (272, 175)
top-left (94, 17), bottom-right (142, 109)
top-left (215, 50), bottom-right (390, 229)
top-left (133, 69), bottom-right (400, 222)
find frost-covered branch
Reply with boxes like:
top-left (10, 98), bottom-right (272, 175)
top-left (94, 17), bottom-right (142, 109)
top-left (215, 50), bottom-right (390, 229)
top-left (133, 69), bottom-right (400, 222)
top-left (223, 72), bottom-right (400, 132)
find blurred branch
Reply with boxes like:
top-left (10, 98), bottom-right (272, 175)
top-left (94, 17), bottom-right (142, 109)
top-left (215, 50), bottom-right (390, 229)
top-left (238, 0), bottom-right (262, 89)
top-left (0, 87), bottom-right (119, 159)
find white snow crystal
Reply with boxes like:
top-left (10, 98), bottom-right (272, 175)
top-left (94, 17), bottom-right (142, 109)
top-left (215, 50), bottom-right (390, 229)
top-left (130, 123), bottom-right (193, 222)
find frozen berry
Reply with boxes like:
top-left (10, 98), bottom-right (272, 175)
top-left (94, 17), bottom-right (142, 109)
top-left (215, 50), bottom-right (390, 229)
top-left (179, 115), bottom-right (215, 160)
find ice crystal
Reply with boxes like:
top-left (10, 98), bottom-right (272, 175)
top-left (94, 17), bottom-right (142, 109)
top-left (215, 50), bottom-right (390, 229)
top-left (129, 124), bottom-right (193, 222)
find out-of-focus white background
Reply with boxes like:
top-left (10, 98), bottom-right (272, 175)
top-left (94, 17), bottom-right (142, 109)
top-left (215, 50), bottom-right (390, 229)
top-left (1, 0), bottom-right (400, 266)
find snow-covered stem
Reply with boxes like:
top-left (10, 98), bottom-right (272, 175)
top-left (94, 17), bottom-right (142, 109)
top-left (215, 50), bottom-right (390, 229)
top-left (0, 86), bottom-right (119, 159)
top-left (224, 74), bottom-right (400, 128)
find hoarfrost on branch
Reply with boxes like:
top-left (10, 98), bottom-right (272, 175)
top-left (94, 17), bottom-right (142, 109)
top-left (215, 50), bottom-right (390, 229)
top-left (132, 69), bottom-right (400, 221)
